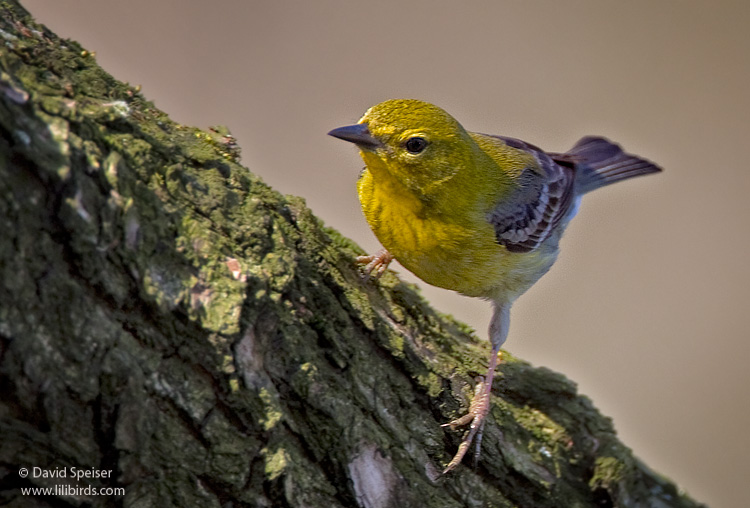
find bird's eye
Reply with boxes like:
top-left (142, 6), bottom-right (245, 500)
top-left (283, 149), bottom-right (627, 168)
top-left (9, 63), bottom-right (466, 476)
top-left (404, 137), bottom-right (428, 154)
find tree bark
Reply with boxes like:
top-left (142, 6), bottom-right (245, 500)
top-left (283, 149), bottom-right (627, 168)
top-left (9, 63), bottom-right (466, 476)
top-left (0, 2), bottom-right (704, 507)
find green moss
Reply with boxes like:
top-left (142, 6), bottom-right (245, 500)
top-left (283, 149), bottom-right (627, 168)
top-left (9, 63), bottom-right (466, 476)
top-left (259, 387), bottom-right (283, 431)
top-left (514, 406), bottom-right (569, 446)
top-left (417, 372), bottom-right (443, 398)
top-left (590, 455), bottom-right (627, 490)
top-left (263, 446), bottom-right (289, 481)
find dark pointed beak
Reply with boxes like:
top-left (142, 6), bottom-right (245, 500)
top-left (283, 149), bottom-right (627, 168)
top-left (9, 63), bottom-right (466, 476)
top-left (327, 123), bottom-right (381, 150)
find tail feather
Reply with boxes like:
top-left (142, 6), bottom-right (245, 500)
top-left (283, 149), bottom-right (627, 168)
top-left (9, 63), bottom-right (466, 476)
top-left (552, 136), bottom-right (662, 194)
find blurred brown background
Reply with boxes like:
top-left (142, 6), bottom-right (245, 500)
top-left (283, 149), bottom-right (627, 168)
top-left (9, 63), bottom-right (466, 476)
top-left (22, 1), bottom-right (749, 506)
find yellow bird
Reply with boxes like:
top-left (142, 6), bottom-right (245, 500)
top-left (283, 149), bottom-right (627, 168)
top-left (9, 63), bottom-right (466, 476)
top-left (328, 99), bottom-right (661, 473)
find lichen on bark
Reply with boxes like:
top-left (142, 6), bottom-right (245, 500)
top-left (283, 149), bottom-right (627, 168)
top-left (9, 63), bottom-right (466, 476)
top-left (0, 2), bottom-right (705, 507)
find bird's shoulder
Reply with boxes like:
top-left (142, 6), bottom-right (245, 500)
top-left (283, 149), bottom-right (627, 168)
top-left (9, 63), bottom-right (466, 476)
top-left (481, 134), bottom-right (577, 253)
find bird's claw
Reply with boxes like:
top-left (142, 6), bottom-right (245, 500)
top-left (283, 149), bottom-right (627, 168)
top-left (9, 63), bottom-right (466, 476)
top-left (356, 248), bottom-right (394, 279)
top-left (441, 376), bottom-right (491, 475)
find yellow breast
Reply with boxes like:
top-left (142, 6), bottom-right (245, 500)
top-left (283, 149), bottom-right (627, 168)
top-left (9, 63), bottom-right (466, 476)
top-left (357, 169), bottom-right (557, 302)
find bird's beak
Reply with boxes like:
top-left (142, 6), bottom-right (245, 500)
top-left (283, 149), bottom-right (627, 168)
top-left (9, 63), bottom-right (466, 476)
top-left (327, 123), bottom-right (382, 150)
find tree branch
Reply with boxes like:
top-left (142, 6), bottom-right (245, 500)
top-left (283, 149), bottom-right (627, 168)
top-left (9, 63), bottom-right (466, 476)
top-left (0, 2), bottom-right (704, 507)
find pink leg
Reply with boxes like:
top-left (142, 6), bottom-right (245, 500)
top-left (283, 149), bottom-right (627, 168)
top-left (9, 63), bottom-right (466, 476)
top-left (441, 303), bottom-right (509, 474)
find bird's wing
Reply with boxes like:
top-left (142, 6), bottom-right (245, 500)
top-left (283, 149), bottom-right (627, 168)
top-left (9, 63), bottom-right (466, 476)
top-left (485, 136), bottom-right (576, 253)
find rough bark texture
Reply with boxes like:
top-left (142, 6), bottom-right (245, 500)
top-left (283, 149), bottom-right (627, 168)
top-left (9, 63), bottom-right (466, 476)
top-left (0, 3), bottom-right (705, 507)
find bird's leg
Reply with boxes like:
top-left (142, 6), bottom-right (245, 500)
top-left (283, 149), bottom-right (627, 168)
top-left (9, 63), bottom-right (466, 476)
top-left (356, 248), bottom-right (394, 279)
top-left (441, 303), bottom-right (509, 474)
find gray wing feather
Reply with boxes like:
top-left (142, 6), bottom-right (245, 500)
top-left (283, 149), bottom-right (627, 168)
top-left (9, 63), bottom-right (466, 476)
top-left (485, 136), bottom-right (576, 253)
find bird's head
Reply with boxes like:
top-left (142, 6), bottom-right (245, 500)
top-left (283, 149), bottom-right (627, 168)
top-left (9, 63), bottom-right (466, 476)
top-left (328, 99), bottom-right (476, 200)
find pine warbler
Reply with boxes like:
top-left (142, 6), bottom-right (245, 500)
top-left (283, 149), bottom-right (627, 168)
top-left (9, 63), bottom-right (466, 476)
top-left (328, 99), bottom-right (661, 474)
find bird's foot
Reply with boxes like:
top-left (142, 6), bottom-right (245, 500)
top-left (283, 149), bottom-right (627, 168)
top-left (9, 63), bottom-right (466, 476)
top-left (355, 248), bottom-right (394, 279)
top-left (440, 376), bottom-right (491, 475)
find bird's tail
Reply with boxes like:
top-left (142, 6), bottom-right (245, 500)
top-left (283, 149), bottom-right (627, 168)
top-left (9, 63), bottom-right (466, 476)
top-left (552, 136), bottom-right (662, 194)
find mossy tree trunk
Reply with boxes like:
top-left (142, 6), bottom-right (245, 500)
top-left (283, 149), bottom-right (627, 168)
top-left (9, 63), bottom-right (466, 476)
top-left (0, 2), bottom-right (704, 507)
